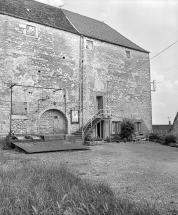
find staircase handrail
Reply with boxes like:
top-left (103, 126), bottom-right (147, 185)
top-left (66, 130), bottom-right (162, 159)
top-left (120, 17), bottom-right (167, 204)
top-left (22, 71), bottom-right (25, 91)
top-left (82, 109), bottom-right (111, 139)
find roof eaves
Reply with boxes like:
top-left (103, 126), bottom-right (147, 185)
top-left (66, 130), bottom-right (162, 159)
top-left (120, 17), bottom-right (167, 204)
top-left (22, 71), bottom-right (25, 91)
top-left (81, 33), bottom-right (149, 53)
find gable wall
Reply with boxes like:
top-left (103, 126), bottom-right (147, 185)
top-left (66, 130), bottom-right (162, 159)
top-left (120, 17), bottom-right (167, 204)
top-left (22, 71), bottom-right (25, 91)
top-left (0, 14), bottom-right (81, 136)
top-left (170, 113), bottom-right (178, 137)
top-left (83, 37), bottom-right (152, 131)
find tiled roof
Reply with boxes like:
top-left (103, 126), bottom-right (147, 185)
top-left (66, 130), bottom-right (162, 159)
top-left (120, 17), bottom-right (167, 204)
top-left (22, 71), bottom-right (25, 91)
top-left (63, 9), bottom-right (149, 53)
top-left (152, 125), bottom-right (172, 132)
top-left (0, 0), bottom-right (79, 34)
top-left (0, 0), bottom-right (149, 53)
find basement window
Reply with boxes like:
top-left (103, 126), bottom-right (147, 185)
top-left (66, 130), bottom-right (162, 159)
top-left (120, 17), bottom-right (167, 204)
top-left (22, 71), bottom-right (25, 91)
top-left (126, 50), bottom-right (131, 58)
top-left (86, 40), bottom-right (93, 50)
top-left (25, 25), bottom-right (37, 37)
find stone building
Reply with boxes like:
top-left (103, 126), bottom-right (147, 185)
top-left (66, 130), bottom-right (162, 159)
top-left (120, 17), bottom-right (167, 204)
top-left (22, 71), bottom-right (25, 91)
top-left (0, 0), bottom-right (152, 140)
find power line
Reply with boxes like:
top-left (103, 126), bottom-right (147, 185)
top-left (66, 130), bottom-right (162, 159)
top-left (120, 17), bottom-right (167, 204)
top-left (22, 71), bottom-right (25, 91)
top-left (155, 63), bottom-right (178, 76)
top-left (150, 41), bottom-right (178, 61)
top-left (127, 40), bottom-right (178, 74)
top-left (150, 32), bottom-right (178, 57)
top-left (160, 63), bottom-right (178, 73)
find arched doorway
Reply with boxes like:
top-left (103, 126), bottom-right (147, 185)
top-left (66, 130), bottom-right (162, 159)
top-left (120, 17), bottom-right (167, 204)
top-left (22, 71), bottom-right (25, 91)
top-left (38, 109), bottom-right (67, 134)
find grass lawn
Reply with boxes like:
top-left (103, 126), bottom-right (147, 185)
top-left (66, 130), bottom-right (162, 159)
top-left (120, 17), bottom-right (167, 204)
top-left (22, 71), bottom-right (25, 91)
top-left (0, 141), bottom-right (178, 214)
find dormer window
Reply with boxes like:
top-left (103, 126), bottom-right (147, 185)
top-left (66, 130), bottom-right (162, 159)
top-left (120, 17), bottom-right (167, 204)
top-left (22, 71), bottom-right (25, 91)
top-left (86, 40), bottom-right (93, 50)
top-left (126, 50), bottom-right (131, 58)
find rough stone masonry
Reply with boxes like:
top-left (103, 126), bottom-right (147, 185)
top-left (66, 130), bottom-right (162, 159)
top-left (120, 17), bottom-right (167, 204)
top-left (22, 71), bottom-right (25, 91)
top-left (0, 4), bottom-right (152, 138)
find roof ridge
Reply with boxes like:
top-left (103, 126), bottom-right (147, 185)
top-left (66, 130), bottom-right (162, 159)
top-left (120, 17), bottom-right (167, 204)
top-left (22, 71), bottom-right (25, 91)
top-left (62, 9), bottom-right (104, 24)
top-left (28, 0), bottom-right (61, 10)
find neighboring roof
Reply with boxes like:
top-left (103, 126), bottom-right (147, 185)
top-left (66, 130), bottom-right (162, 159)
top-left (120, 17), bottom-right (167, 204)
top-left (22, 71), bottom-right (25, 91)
top-left (152, 125), bottom-right (172, 132)
top-left (0, 0), bottom-right (149, 53)
top-left (0, 0), bottom-right (79, 34)
top-left (63, 9), bottom-right (149, 53)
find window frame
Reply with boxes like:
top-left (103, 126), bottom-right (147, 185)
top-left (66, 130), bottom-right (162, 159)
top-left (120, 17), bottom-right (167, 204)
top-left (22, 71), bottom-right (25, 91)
top-left (112, 121), bottom-right (121, 134)
top-left (25, 24), bottom-right (38, 37)
top-left (135, 122), bottom-right (141, 133)
top-left (126, 50), bottom-right (131, 58)
top-left (85, 39), bottom-right (94, 50)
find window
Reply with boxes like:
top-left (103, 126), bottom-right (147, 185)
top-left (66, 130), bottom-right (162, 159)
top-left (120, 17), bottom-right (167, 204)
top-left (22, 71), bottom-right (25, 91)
top-left (126, 50), bottom-right (131, 58)
top-left (112, 121), bottom-right (121, 134)
top-left (135, 122), bottom-right (141, 133)
top-left (25, 25), bottom-right (37, 37)
top-left (86, 40), bottom-right (93, 50)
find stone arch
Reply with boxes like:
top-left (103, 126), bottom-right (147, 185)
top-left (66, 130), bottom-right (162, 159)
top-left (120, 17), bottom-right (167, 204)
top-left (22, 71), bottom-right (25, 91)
top-left (38, 109), bottom-right (68, 134)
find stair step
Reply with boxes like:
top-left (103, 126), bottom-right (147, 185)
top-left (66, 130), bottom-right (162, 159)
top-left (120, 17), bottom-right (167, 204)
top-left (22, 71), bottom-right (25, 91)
top-left (76, 141), bottom-right (83, 144)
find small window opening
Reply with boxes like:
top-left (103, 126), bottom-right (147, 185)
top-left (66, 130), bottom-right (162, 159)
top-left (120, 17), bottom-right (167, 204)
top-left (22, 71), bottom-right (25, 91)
top-left (86, 40), bottom-right (93, 50)
top-left (126, 50), bottom-right (131, 58)
top-left (26, 25), bottom-right (36, 36)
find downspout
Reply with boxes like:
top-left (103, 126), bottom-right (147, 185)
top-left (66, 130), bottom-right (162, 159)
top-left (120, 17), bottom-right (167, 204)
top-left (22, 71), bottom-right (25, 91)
top-left (79, 35), bottom-right (84, 128)
top-left (148, 53), bottom-right (152, 132)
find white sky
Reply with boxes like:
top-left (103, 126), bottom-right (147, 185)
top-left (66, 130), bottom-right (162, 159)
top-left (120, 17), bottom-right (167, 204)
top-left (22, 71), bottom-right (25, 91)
top-left (37, 0), bottom-right (178, 125)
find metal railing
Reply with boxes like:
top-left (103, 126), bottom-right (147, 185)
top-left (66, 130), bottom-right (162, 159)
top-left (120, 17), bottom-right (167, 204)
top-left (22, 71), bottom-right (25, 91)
top-left (82, 109), bottom-right (111, 139)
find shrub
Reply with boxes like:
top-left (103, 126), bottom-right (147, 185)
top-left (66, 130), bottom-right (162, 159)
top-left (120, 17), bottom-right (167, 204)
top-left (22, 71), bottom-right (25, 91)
top-left (163, 134), bottom-right (177, 145)
top-left (85, 129), bottom-right (94, 142)
top-left (110, 134), bottom-right (121, 143)
top-left (149, 133), bottom-right (160, 142)
top-left (158, 135), bottom-right (166, 144)
top-left (2, 133), bottom-right (12, 150)
top-left (120, 119), bottom-right (135, 141)
top-left (93, 136), bottom-right (103, 141)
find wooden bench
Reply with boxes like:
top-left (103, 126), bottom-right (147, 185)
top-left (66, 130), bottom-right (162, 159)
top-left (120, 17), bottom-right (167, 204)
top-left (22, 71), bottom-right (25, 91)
top-left (133, 133), bottom-right (149, 144)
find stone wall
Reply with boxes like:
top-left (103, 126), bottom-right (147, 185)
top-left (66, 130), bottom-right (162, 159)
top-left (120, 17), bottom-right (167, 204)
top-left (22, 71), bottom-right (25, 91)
top-left (82, 37), bottom-right (152, 131)
top-left (0, 14), bottom-right (152, 137)
top-left (0, 14), bottom-right (81, 137)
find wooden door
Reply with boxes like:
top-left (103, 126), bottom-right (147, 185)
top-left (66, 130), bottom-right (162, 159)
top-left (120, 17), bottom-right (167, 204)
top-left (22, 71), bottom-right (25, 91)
top-left (38, 109), bottom-right (67, 134)
top-left (96, 96), bottom-right (103, 113)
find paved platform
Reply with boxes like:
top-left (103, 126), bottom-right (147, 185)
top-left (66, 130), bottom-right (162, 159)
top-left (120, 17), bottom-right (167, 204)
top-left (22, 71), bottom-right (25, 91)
top-left (11, 140), bottom-right (89, 154)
